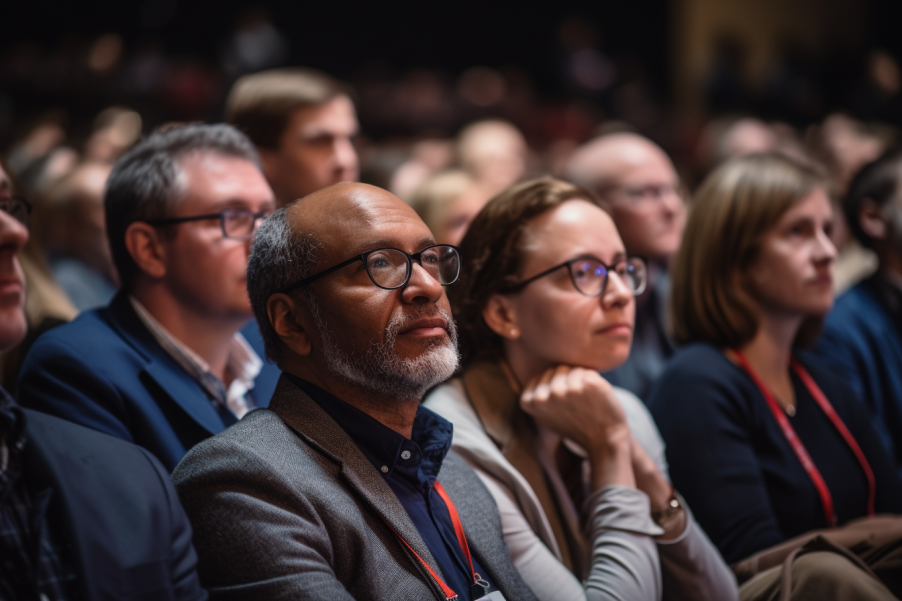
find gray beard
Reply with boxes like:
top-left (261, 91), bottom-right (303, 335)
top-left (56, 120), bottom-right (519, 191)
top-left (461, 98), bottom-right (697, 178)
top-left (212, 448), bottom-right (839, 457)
top-left (309, 299), bottom-right (460, 401)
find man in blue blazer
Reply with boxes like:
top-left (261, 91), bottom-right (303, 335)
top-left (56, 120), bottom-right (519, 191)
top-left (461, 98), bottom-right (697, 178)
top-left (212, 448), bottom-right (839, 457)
top-left (17, 124), bottom-right (279, 471)
top-left (0, 171), bottom-right (206, 599)
top-left (814, 148), bottom-right (902, 478)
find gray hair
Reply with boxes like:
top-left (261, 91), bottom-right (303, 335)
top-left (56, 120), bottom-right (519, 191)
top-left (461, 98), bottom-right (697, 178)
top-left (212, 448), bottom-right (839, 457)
top-left (105, 123), bottom-right (260, 291)
top-left (247, 208), bottom-right (320, 363)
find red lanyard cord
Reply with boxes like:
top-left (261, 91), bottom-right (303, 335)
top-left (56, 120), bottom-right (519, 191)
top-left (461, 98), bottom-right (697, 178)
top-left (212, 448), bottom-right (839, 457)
top-left (733, 350), bottom-right (875, 526)
top-left (384, 481), bottom-right (482, 600)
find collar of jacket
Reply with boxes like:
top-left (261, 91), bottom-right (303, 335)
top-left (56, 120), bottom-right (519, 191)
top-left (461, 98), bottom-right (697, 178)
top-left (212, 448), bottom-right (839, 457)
top-left (460, 360), bottom-right (580, 573)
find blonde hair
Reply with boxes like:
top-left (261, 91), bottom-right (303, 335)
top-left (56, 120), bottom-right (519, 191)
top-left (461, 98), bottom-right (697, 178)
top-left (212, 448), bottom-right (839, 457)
top-left (670, 153), bottom-right (827, 348)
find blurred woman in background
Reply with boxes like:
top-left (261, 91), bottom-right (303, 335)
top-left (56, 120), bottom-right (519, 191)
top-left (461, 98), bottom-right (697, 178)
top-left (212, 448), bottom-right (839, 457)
top-left (648, 153), bottom-right (902, 597)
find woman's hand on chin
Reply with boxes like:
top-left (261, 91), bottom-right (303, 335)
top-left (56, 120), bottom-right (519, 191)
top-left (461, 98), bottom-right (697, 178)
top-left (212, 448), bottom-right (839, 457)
top-left (520, 365), bottom-right (636, 489)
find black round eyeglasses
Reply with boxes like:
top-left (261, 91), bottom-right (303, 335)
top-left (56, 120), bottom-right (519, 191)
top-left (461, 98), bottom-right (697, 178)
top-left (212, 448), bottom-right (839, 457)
top-left (281, 244), bottom-right (461, 293)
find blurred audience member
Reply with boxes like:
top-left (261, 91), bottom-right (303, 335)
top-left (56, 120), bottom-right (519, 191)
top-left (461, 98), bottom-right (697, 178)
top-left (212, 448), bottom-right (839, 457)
top-left (699, 117), bottom-right (780, 171)
top-left (565, 132), bottom-right (685, 400)
top-left (83, 106), bottom-right (144, 164)
top-left (0, 189), bottom-right (207, 601)
top-left (225, 67), bottom-right (359, 206)
top-left (173, 183), bottom-right (536, 600)
top-left (458, 119), bottom-right (528, 197)
top-left (409, 169), bottom-right (489, 246)
top-left (424, 178), bottom-right (737, 601)
top-left (45, 161), bottom-right (118, 311)
top-left (815, 148), bottom-right (902, 478)
top-left (389, 138), bottom-right (455, 200)
top-left (18, 124), bottom-right (278, 471)
top-left (648, 154), bottom-right (902, 597)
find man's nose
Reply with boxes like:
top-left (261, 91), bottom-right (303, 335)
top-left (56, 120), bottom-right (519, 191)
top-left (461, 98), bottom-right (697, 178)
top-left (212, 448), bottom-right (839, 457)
top-left (334, 137), bottom-right (358, 175)
top-left (401, 260), bottom-right (444, 305)
top-left (0, 210), bottom-right (29, 252)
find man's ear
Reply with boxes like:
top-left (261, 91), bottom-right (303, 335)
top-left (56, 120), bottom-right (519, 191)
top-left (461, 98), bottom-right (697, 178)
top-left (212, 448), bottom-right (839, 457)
top-left (860, 198), bottom-right (888, 241)
top-left (124, 222), bottom-right (167, 280)
top-left (482, 293), bottom-right (521, 340)
top-left (267, 293), bottom-right (312, 357)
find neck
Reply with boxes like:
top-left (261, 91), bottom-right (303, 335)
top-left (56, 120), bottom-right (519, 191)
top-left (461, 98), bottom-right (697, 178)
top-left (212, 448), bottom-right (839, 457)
top-left (736, 309), bottom-right (802, 403)
top-left (284, 359), bottom-right (420, 439)
top-left (503, 342), bottom-right (554, 394)
top-left (132, 284), bottom-right (248, 382)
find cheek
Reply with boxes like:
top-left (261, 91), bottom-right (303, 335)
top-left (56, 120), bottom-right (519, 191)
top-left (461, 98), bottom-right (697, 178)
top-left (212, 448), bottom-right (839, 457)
top-left (516, 293), bottom-right (594, 361)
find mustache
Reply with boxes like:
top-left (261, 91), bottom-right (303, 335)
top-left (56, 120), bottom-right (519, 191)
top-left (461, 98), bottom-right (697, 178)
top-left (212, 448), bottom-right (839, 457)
top-left (385, 306), bottom-right (458, 344)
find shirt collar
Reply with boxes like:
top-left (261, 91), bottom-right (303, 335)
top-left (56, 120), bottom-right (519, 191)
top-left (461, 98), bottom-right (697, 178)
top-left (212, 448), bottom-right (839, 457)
top-left (129, 296), bottom-right (263, 417)
top-left (286, 375), bottom-right (453, 490)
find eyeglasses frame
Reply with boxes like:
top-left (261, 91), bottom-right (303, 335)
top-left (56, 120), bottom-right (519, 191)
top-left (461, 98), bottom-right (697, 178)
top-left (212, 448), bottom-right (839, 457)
top-left (145, 208), bottom-right (271, 240)
top-left (0, 196), bottom-right (33, 224)
top-left (502, 254), bottom-right (648, 297)
top-left (281, 244), bottom-right (461, 294)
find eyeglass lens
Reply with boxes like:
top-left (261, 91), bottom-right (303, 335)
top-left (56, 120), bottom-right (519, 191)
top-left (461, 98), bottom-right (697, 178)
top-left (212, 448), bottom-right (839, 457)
top-left (0, 198), bottom-right (29, 224)
top-left (364, 246), bottom-right (460, 289)
top-left (570, 257), bottom-right (647, 296)
top-left (222, 209), bottom-right (262, 239)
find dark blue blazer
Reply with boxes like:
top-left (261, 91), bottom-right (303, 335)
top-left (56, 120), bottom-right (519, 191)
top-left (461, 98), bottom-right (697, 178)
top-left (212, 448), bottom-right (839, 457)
top-left (17, 291), bottom-right (279, 471)
top-left (23, 407), bottom-right (207, 601)
top-left (813, 275), bottom-right (902, 478)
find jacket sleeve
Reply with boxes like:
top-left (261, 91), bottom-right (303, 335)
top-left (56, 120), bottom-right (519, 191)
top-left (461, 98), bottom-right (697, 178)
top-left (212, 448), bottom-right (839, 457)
top-left (618, 388), bottom-right (739, 601)
top-left (17, 333), bottom-right (136, 443)
top-left (142, 448), bottom-right (208, 601)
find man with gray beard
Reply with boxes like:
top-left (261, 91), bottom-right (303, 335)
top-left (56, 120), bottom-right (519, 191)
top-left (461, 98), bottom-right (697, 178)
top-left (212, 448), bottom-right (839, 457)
top-left (172, 182), bottom-right (538, 601)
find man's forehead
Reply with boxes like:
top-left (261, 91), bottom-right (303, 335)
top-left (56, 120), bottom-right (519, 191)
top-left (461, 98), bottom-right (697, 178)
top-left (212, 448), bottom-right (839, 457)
top-left (289, 183), bottom-right (433, 257)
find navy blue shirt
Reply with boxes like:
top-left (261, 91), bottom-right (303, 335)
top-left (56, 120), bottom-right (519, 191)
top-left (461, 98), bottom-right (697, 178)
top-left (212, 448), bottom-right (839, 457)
top-left (288, 376), bottom-right (494, 600)
top-left (648, 343), bottom-right (902, 564)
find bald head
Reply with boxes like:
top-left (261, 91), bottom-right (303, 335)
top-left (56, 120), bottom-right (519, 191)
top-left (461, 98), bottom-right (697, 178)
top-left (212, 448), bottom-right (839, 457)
top-left (564, 133), bottom-right (685, 260)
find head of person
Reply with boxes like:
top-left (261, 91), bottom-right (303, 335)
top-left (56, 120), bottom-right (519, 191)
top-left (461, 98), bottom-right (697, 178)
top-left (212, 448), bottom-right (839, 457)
top-left (565, 132), bottom-right (686, 262)
top-left (452, 177), bottom-right (646, 379)
top-left (225, 68), bottom-right (359, 207)
top-left (247, 182), bottom-right (460, 401)
top-left (457, 120), bottom-right (528, 197)
top-left (0, 162), bottom-right (31, 351)
top-left (843, 147), bottom-right (902, 271)
top-left (671, 153), bottom-right (835, 350)
top-left (46, 161), bottom-right (115, 278)
top-left (409, 169), bottom-right (488, 246)
top-left (106, 124), bottom-right (275, 324)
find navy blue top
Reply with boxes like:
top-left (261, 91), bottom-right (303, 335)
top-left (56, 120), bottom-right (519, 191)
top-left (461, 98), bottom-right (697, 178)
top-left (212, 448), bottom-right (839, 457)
top-left (288, 376), bottom-right (494, 600)
top-left (813, 274), bottom-right (902, 478)
top-left (648, 343), bottom-right (902, 564)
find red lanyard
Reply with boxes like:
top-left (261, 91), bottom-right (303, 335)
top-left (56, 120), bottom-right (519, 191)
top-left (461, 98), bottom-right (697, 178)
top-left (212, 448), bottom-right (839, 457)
top-left (733, 350), bottom-right (875, 526)
top-left (384, 481), bottom-right (482, 600)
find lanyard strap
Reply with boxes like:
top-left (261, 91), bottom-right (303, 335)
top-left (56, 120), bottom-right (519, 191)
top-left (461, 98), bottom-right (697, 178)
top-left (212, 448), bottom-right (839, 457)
top-left (791, 359), bottom-right (876, 517)
top-left (733, 350), bottom-right (875, 526)
top-left (385, 481), bottom-right (480, 601)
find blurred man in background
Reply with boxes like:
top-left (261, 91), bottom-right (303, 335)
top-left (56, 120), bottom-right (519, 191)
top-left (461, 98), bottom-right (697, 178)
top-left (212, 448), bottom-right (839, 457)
top-left (814, 148), bottom-right (902, 478)
top-left (18, 124), bottom-right (278, 471)
top-left (225, 67), bottom-right (359, 206)
top-left (565, 132), bottom-right (686, 400)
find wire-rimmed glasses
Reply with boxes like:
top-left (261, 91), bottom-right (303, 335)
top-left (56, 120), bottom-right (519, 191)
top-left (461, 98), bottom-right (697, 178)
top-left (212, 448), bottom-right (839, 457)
top-left (503, 255), bottom-right (647, 297)
top-left (146, 208), bottom-right (271, 240)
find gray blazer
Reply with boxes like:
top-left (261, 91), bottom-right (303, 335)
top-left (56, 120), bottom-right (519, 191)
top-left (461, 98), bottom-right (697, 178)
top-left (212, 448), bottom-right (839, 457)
top-left (172, 375), bottom-right (538, 601)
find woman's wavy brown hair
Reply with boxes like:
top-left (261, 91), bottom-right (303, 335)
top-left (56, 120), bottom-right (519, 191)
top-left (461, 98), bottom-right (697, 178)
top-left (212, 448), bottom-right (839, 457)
top-left (670, 152), bottom-right (828, 349)
top-left (451, 177), bottom-right (601, 366)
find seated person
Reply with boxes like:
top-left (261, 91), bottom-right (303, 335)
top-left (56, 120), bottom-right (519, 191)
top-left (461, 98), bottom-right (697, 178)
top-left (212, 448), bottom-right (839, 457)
top-left (17, 124), bottom-right (279, 471)
top-left (648, 153), bottom-right (902, 595)
top-left (0, 189), bottom-right (205, 600)
top-left (172, 183), bottom-right (538, 600)
top-left (424, 178), bottom-right (737, 601)
top-left (814, 148), bottom-right (902, 477)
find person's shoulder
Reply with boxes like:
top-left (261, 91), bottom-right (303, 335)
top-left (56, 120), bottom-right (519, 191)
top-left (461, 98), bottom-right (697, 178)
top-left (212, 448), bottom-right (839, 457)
top-left (423, 379), bottom-right (476, 426)
top-left (26, 303), bottom-right (122, 357)
top-left (657, 343), bottom-right (734, 385)
top-left (827, 279), bottom-right (887, 328)
top-left (172, 407), bottom-right (324, 489)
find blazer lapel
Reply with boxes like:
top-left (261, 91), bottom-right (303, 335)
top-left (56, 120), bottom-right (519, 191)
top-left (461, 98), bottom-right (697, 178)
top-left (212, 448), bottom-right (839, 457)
top-left (105, 292), bottom-right (228, 436)
top-left (267, 376), bottom-right (448, 590)
top-left (461, 361), bottom-right (576, 572)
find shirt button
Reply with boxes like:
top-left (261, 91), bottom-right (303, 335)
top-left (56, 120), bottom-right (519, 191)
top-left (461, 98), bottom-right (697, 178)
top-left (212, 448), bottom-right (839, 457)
top-left (380, 465), bottom-right (389, 473)
top-left (401, 450), bottom-right (411, 460)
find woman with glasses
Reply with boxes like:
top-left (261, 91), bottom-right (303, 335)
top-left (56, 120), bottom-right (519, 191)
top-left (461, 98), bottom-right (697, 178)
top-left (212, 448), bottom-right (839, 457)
top-left (423, 178), bottom-right (737, 601)
top-left (647, 154), bottom-right (902, 597)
